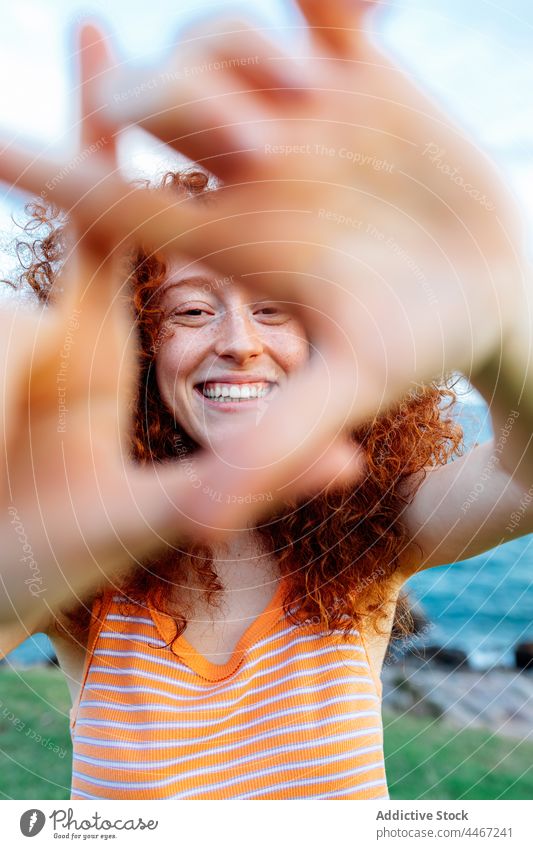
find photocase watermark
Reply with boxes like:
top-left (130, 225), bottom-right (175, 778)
top-left (201, 273), bottom-right (235, 294)
top-left (56, 309), bottom-right (81, 433)
top-left (354, 565), bottom-right (387, 593)
top-left (265, 143), bottom-right (394, 172)
top-left (20, 809), bottom-right (46, 837)
top-left (294, 566), bottom-right (387, 629)
top-left (318, 209), bottom-right (438, 306)
top-left (150, 322), bottom-right (173, 357)
top-left (0, 697), bottom-right (67, 758)
top-left (173, 435), bottom-right (273, 505)
top-left (7, 505), bottom-right (46, 597)
top-left (163, 55), bottom-right (260, 81)
top-left (318, 207), bottom-right (364, 231)
top-left (422, 142), bottom-right (495, 211)
top-left (365, 222), bottom-right (432, 292)
top-left (461, 410), bottom-right (520, 513)
top-left (384, 620), bottom-right (434, 667)
top-left (506, 481), bottom-right (533, 533)
top-left (40, 137), bottom-right (109, 199)
top-left (20, 806), bottom-right (159, 837)
top-left (49, 807), bottom-right (158, 834)
top-left (150, 275), bottom-right (236, 356)
top-left (112, 56), bottom-right (260, 103)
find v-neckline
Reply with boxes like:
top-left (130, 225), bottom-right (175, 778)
top-left (148, 579), bottom-right (287, 682)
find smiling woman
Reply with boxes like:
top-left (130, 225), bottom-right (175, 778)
top-left (155, 267), bottom-right (309, 446)
top-left (2, 1), bottom-right (533, 805)
top-left (3, 165), bottom-right (465, 800)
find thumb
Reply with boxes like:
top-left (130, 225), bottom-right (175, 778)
top-left (122, 436), bottom-right (366, 548)
top-left (276, 435), bottom-right (367, 502)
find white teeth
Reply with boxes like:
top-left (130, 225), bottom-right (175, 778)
top-left (201, 382), bottom-right (272, 401)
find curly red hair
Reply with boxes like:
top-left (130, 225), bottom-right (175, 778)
top-left (3, 169), bottom-right (465, 652)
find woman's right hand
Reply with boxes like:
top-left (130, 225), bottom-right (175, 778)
top-left (0, 23), bottom-right (363, 629)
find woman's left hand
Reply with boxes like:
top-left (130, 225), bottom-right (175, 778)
top-left (1, 1), bottom-right (530, 438)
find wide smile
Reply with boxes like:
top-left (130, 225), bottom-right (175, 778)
top-left (194, 380), bottom-right (277, 408)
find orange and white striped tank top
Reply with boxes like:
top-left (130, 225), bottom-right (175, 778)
top-left (69, 580), bottom-right (389, 800)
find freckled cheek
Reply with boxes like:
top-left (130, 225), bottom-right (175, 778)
top-left (155, 332), bottom-right (206, 396)
top-left (268, 327), bottom-right (310, 372)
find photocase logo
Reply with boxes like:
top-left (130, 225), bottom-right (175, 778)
top-left (20, 809), bottom-right (46, 836)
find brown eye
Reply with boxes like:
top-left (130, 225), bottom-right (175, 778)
top-left (166, 304), bottom-right (214, 323)
top-left (171, 308), bottom-right (208, 316)
top-left (254, 304), bottom-right (290, 323)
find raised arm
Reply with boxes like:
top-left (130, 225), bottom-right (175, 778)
top-left (399, 314), bottom-right (533, 575)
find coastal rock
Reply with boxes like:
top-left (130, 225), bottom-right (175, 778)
top-left (382, 661), bottom-right (533, 739)
top-left (514, 642), bottom-right (533, 671)
top-left (419, 645), bottom-right (469, 669)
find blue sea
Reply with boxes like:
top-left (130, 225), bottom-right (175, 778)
top-left (407, 395), bottom-right (533, 670)
top-left (5, 392), bottom-right (533, 672)
top-left (408, 537), bottom-right (533, 670)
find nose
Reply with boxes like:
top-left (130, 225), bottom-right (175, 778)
top-left (214, 306), bottom-right (263, 364)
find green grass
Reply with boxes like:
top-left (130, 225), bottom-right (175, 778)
top-left (0, 667), bottom-right (72, 800)
top-left (1, 668), bottom-right (532, 799)
top-left (383, 710), bottom-right (533, 800)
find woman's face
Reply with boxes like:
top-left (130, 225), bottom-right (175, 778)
top-left (154, 261), bottom-right (309, 448)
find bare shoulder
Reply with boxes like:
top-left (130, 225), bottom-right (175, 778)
top-left (359, 573), bottom-right (408, 679)
top-left (393, 440), bottom-right (533, 575)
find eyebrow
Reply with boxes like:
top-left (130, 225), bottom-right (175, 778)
top-left (160, 275), bottom-right (214, 296)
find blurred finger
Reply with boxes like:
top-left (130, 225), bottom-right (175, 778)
top-left (0, 303), bottom-right (48, 473)
top-left (125, 370), bottom-right (367, 542)
top-left (50, 23), bottom-right (133, 417)
top-left (78, 21), bottom-right (118, 158)
top-left (97, 19), bottom-right (312, 180)
top-left (0, 142), bottom-right (344, 317)
top-left (132, 71), bottom-right (271, 179)
top-left (0, 144), bottom-right (242, 269)
top-left (0, 141), bottom-right (155, 260)
top-left (191, 20), bottom-right (312, 101)
top-left (296, 0), bottom-right (381, 58)
top-left (98, 60), bottom-right (268, 181)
